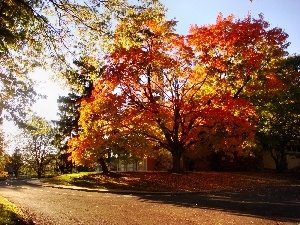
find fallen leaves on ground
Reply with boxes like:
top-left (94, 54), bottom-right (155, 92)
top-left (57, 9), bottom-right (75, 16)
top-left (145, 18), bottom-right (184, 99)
top-left (49, 171), bottom-right (299, 192)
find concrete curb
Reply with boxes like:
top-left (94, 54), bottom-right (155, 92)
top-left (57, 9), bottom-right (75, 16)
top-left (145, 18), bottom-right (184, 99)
top-left (26, 179), bottom-right (192, 195)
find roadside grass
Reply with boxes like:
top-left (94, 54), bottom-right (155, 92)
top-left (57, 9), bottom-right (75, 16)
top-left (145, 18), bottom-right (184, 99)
top-left (43, 172), bottom-right (101, 186)
top-left (0, 196), bottom-right (28, 225)
top-left (42, 171), bottom-right (299, 192)
top-left (43, 171), bottom-right (154, 190)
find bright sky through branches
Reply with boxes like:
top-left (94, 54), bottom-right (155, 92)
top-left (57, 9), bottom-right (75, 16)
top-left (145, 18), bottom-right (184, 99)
top-left (30, 68), bottom-right (69, 119)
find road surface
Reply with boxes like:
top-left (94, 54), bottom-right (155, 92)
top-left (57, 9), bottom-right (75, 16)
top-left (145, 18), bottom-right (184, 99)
top-left (0, 180), bottom-right (299, 224)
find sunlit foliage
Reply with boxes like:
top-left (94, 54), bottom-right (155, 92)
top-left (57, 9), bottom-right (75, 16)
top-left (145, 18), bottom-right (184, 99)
top-left (68, 13), bottom-right (288, 172)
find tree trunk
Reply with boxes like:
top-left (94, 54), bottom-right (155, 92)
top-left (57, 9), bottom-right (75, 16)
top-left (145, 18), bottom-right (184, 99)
top-left (37, 171), bottom-right (42, 179)
top-left (36, 163), bottom-right (43, 179)
top-left (271, 148), bottom-right (287, 173)
top-left (99, 157), bottom-right (109, 174)
top-left (276, 151), bottom-right (287, 173)
top-left (14, 170), bottom-right (19, 179)
top-left (170, 152), bottom-right (183, 173)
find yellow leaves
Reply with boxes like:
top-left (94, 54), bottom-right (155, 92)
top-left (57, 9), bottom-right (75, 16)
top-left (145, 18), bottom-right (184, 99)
top-left (113, 5), bottom-right (170, 50)
top-left (190, 64), bottom-right (207, 81)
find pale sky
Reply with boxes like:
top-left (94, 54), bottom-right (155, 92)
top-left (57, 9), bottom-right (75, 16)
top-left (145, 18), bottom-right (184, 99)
top-left (4, 0), bottom-right (300, 135)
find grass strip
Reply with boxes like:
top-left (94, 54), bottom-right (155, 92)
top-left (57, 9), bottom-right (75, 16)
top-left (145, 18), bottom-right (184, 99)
top-left (0, 196), bottom-right (28, 225)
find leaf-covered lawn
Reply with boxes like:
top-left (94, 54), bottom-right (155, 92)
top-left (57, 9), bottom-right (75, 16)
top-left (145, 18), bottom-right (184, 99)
top-left (44, 171), bottom-right (298, 192)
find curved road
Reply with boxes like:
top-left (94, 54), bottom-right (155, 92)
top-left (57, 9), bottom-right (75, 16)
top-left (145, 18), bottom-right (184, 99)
top-left (0, 180), bottom-right (299, 224)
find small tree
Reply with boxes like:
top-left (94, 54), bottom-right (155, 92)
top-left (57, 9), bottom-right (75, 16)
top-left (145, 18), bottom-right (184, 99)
top-left (7, 149), bottom-right (24, 178)
top-left (21, 115), bottom-right (57, 178)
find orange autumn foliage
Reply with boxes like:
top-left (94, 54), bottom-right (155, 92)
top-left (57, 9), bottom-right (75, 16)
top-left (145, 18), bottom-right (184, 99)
top-left (68, 13), bottom-right (288, 172)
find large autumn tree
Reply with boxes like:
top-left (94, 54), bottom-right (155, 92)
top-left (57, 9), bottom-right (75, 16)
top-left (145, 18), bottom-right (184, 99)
top-left (68, 13), bottom-right (289, 172)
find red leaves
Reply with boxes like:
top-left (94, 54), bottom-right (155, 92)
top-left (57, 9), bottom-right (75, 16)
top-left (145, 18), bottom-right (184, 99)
top-left (265, 73), bottom-right (286, 91)
top-left (68, 14), bottom-right (289, 168)
top-left (188, 13), bottom-right (288, 82)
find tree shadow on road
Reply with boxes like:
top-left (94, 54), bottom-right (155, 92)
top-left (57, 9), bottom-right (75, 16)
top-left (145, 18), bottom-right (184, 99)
top-left (135, 185), bottom-right (300, 223)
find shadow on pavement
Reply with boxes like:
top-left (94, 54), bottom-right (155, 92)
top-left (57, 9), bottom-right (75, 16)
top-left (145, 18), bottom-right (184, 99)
top-left (136, 185), bottom-right (300, 223)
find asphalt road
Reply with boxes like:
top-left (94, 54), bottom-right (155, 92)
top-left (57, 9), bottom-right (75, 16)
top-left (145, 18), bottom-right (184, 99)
top-left (0, 180), bottom-right (299, 225)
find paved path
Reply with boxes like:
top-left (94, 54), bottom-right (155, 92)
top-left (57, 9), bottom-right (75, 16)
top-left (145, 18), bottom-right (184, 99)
top-left (0, 179), bottom-right (299, 225)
